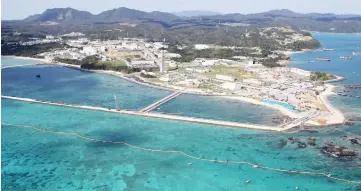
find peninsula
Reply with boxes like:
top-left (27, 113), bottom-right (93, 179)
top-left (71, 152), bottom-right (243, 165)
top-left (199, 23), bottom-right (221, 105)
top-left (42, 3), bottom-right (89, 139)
top-left (1, 8), bottom-right (347, 129)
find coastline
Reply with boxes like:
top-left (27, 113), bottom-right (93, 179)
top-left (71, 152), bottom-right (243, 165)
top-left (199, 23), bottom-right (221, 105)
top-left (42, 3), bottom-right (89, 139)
top-left (323, 75), bottom-right (346, 84)
top-left (59, 64), bottom-right (303, 119)
top-left (221, 96), bottom-right (300, 119)
top-left (6, 56), bottom-right (345, 126)
top-left (310, 31), bottom-right (361, 35)
top-left (3, 56), bottom-right (51, 63)
top-left (281, 49), bottom-right (311, 56)
top-left (317, 84), bottom-right (345, 125)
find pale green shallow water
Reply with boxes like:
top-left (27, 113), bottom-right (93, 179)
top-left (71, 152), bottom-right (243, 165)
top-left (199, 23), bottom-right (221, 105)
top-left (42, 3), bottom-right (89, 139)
top-left (2, 99), bottom-right (361, 191)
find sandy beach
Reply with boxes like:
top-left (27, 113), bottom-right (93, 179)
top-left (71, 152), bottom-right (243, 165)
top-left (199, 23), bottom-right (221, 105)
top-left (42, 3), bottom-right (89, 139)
top-left (221, 96), bottom-right (301, 119)
top-left (317, 84), bottom-right (345, 125)
top-left (4, 56), bottom-right (52, 63)
top-left (281, 49), bottom-right (311, 56)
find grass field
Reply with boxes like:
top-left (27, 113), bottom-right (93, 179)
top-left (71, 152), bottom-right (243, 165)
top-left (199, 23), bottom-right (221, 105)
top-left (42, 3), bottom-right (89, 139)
top-left (203, 65), bottom-right (256, 80)
top-left (98, 60), bottom-right (127, 67)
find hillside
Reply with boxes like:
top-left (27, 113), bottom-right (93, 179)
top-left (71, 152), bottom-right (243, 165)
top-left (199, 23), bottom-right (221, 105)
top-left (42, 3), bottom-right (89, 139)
top-left (24, 8), bottom-right (93, 23)
top-left (172, 11), bottom-right (221, 17)
top-left (22, 7), bottom-right (179, 24)
top-left (12, 8), bottom-right (361, 33)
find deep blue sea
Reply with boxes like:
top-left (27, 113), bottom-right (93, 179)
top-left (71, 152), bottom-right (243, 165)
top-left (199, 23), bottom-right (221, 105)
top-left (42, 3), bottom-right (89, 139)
top-left (1, 33), bottom-right (361, 191)
top-left (290, 33), bottom-right (361, 85)
top-left (290, 33), bottom-right (361, 120)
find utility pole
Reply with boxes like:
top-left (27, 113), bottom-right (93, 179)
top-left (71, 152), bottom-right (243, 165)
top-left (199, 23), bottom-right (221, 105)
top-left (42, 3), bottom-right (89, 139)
top-left (114, 93), bottom-right (119, 110)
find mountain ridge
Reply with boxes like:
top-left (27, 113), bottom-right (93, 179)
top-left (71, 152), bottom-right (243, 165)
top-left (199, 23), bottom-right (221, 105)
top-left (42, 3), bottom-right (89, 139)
top-left (8, 7), bottom-right (361, 33)
top-left (20, 7), bottom-right (361, 24)
top-left (172, 10), bottom-right (221, 17)
top-left (24, 7), bottom-right (93, 22)
top-left (23, 7), bottom-right (180, 23)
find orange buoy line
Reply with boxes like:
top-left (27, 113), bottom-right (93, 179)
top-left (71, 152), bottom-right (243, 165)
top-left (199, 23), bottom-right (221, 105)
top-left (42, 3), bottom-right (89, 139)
top-left (2, 122), bottom-right (361, 185)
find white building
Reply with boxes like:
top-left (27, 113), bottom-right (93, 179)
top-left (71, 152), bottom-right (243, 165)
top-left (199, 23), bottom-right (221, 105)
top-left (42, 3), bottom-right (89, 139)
top-left (130, 60), bottom-right (156, 68)
top-left (160, 49), bottom-right (166, 73)
top-left (194, 44), bottom-right (210, 50)
top-left (233, 56), bottom-right (248, 60)
top-left (243, 78), bottom-right (262, 85)
top-left (46, 35), bottom-right (54, 39)
top-left (168, 61), bottom-right (178, 68)
top-left (159, 76), bottom-right (170, 82)
top-left (201, 59), bottom-right (218, 66)
top-left (221, 82), bottom-right (242, 90)
top-left (216, 74), bottom-right (236, 82)
top-left (141, 70), bottom-right (157, 77)
top-left (271, 84), bottom-right (280, 89)
top-left (154, 42), bottom-right (168, 49)
top-left (166, 53), bottom-right (181, 58)
top-left (122, 42), bottom-right (139, 50)
top-left (248, 60), bottom-right (256, 65)
top-left (82, 46), bottom-right (97, 56)
top-left (62, 32), bottom-right (85, 37)
top-left (290, 68), bottom-right (311, 77)
top-left (177, 79), bottom-right (202, 87)
top-left (186, 67), bottom-right (210, 73)
top-left (99, 46), bottom-right (108, 52)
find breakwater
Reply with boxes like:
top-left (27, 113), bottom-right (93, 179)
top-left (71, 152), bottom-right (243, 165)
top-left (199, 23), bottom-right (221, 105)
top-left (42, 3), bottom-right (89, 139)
top-left (1, 95), bottom-right (304, 131)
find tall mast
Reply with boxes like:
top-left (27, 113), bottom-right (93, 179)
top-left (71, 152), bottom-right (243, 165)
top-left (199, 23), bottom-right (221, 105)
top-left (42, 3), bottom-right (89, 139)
top-left (114, 93), bottom-right (118, 110)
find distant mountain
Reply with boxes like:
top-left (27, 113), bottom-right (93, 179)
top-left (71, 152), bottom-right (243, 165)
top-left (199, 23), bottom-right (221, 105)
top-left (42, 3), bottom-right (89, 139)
top-left (24, 8), bottom-right (93, 22)
top-left (149, 11), bottom-right (180, 21)
top-left (264, 9), bottom-right (304, 17)
top-left (172, 10), bottom-right (221, 17)
top-left (20, 7), bottom-right (361, 24)
top-left (23, 7), bottom-right (179, 24)
top-left (262, 9), bottom-right (361, 20)
top-left (96, 7), bottom-right (179, 22)
top-left (11, 7), bottom-right (361, 33)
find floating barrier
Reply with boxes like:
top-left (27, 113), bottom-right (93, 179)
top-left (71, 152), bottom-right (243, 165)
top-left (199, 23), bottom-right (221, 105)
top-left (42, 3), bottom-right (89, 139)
top-left (1, 122), bottom-right (360, 185)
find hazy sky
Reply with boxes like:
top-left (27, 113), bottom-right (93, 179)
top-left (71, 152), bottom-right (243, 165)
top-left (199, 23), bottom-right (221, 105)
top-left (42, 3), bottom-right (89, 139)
top-left (2, 0), bottom-right (360, 20)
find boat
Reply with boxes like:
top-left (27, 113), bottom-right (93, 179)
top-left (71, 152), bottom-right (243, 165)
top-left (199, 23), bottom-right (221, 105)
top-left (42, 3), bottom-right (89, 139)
top-left (352, 52), bottom-right (361, 55)
top-left (316, 58), bottom-right (331, 62)
top-left (340, 56), bottom-right (352, 60)
top-left (322, 48), bottom-right (335, 51)
top-left (36, 74), bottom-right (41, 78)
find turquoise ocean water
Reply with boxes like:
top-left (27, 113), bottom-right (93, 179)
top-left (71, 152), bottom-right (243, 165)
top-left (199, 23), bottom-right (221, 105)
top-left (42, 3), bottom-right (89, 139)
top-left (1, 57), bottom-right (42, 68)
top-left (290, 33), bottom-right (361, 85)
top-left (1, 33), bottom-right (361, 190)
top-left (290, 33), bottom-right (361, 124)
top-left (1, 65), bottom-right (171, 110)
top-left (1, 64), bottom-right (285, 124)
top-left (155, 94), bottom-right (285, 125)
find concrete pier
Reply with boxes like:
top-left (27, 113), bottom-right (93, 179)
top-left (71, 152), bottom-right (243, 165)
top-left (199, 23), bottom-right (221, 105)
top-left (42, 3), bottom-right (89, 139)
top-left (1, 95), bottom-right (302, 132)
top-left (140, 90), bottom-right (183, 113)
top-left (280, 111), bottom-right (320, 130)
